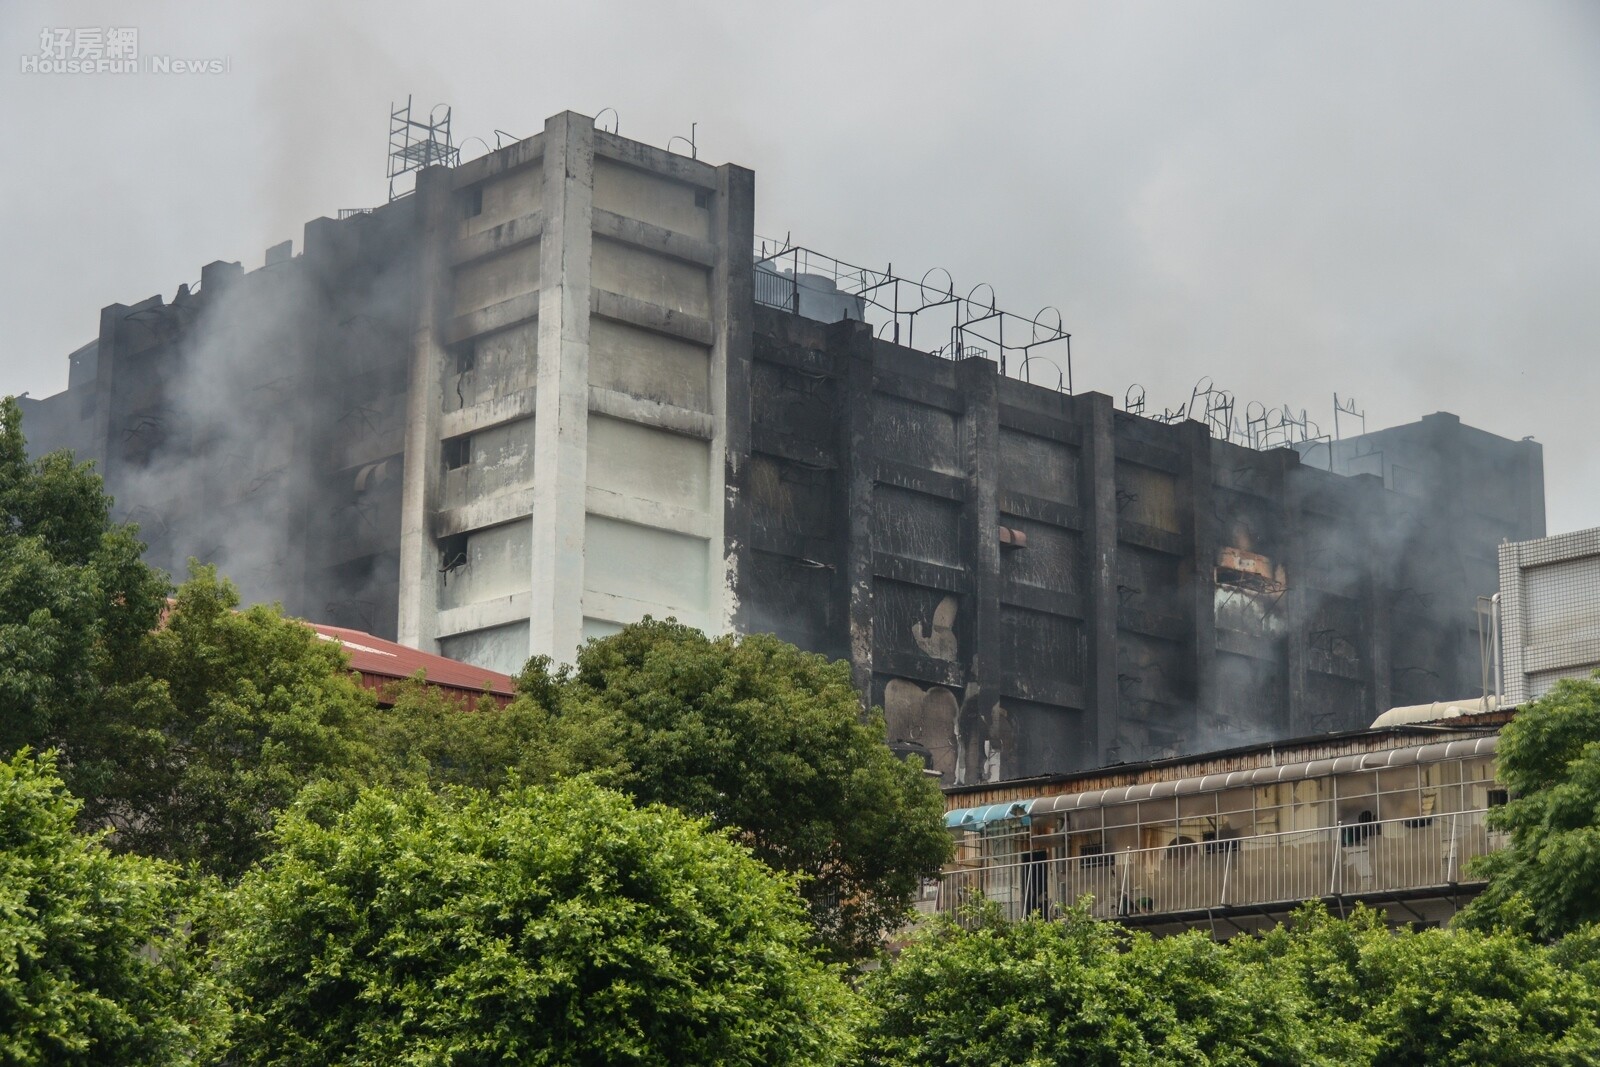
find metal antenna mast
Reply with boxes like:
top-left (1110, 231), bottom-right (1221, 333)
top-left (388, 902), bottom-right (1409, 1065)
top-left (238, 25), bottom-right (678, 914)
top-left (388, 96), bottom-right (459, 201)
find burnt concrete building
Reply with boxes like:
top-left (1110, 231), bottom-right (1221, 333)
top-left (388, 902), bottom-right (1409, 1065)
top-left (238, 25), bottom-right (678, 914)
top-left (22, 110), bottom-right (749, 665)
top-left (739, 308), bottom-right (1543, 783)
top-left (16, 110), bottom-right (1545, 784)
top-left (21, 207), bottom-right (423, 642)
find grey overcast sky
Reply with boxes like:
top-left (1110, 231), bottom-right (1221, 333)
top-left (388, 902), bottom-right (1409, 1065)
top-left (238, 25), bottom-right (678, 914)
top-left (4, 1), bottom-right (1597, 531)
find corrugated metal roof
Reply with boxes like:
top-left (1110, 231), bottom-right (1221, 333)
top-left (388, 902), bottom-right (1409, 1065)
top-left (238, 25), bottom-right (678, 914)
top-left (306, 622), bottom-right (517, 705)
top-left (944, 713), bottom-right (1507, 809)
top-left (942, 735), bottom-right (1501, 828)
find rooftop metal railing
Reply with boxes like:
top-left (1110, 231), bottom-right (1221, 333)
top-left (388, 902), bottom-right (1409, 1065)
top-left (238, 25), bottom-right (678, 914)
top-left (929, 809), bottom-right (1502, 924)
top-left (752, 266), bottom-right (798, 314)
top-left (752, 238), bottom-right (1073, 390)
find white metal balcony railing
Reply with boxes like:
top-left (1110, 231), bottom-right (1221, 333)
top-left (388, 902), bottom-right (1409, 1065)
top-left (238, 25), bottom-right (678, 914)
top-left (930, 809), bottom-right (1503, 924)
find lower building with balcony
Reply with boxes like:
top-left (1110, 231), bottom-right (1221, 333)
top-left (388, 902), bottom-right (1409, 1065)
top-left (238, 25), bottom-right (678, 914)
top-left (931, 701), bottom-right (1510, 935)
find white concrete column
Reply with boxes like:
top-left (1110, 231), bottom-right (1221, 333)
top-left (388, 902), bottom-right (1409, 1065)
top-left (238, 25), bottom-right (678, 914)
top-left (710, 164), bottom-right (755, 635)
top-left (397, 167), bottom-right (453, 650)
top-left (529, 112), bottom-right (595, 662)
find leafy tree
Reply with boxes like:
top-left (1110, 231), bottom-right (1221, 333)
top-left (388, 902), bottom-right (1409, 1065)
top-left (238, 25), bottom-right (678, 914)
top-left (0, 750), bottom-right (228, 1066)
top-left (1460, 676), bottom-right (1600, 939)
top-left (857, 903), bottom-right (1316, 1067)
top-left (1112, 926), bottom-right (1323, 1065)
top-left (1242, 903), bottom-right (1600, 1066)
top-left (1226, 906), bottom-right (1379, 1063)
top-left (71, 563), bottom-right (376, 880)
top-left (356, 670), bottom-right (624, 794)
top-left (2, 400), bottom-right (374, 880)
top-left (862, 902), bottom-right (1600, 1067)
top-left (0, 396), bottom-right (167, 758)
top-left (1363, 925), bottom-right (1600, 1065)
top-left (556, 619), bottom-right (954, 961)
top-left (215, 778), bottom-right (860, 1067)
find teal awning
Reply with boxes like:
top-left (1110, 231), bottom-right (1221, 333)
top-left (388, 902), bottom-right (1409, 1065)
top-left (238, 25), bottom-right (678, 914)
top-left (944, 799), bottom-right (1035, 831)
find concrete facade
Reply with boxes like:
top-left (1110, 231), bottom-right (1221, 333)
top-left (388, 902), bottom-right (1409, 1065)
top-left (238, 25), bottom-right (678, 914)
top-left (734, 309), bottom-right (1545, 783)
top-left (383, 112), bottom-right (753, 671)
top-left (18, 205), bottom-right (423, 637)
top-left (15, 110), bottom-right (1544, 782)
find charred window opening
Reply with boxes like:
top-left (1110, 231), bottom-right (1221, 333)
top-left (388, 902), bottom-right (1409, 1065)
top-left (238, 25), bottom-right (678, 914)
top-left (449, 343), bottom-right (476, 409)
top-left (439, 533), bottom-right (468, 576)
top-left (1215, 544), bottom-right (1289, 636)
top-left (442, 435), bottom-right (471, 471)
top-left (694, 188), bottom-right (711, 209)
top-left (1215, 545), bottom-right (1286, 594)
top-left (463, 185), bottom-right (483, 218)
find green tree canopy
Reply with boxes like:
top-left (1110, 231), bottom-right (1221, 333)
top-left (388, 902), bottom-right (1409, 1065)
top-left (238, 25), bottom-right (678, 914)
top-left (0, 396), bottom-right (168, 757)
top-left (215, 777), bottom-right (860, 1067)
top-left (70, 563), bottom-right (376, 880)
top-left (862, 903), bottom-right (1600, 1067)
top-left (554, 619), bottom-right (954, 962)
top-left (1460, 676), bottom-right (1600, 939)
top-left (0, 750), bottom-right (227, 1066)
top-left (356, 670), bottom-right (624, 795)
top-left (858, 902), bottom-right (1316, 1067)
top-left (1239, 904), bottom-right (1600, 1066)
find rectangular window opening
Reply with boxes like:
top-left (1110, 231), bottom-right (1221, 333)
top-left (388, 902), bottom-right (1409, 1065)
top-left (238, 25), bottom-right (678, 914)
top-left (439, 533), bottom-right (469, 575)
top-left (442, 435), bottom-right (471, 471)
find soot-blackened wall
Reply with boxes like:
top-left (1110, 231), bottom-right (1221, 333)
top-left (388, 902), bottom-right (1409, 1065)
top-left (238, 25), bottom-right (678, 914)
top-left (20, 203), bottom-right (423, 638)
top-left (739, 305), bottom-right (1542, 785)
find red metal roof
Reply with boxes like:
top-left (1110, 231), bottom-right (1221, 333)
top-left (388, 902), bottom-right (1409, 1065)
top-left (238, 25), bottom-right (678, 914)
top-left (306, 622), bottom-right (517, 706)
